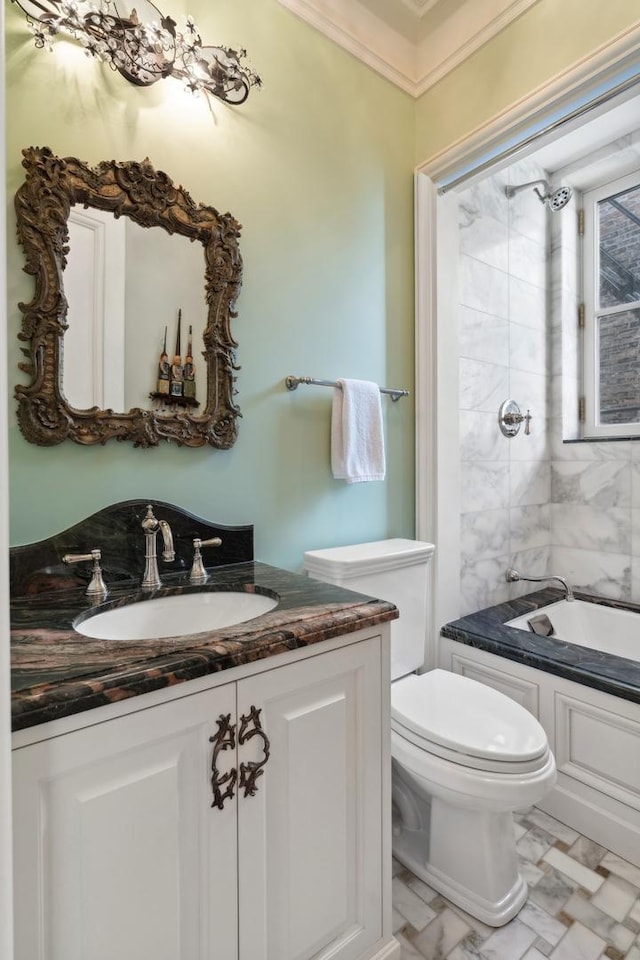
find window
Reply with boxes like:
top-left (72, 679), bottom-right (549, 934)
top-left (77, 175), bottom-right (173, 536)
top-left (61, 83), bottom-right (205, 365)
top-left (582, 169), bottom-right (640, 438)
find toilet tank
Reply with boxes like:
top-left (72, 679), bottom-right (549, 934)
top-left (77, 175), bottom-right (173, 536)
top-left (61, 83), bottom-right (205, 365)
top-left (303, 539), bottom-right (435, 681)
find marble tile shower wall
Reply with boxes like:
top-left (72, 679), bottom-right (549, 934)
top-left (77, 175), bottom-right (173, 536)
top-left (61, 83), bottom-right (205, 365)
top-left (458, 148), bottom-right (640, 615)
top-left (458, 160), bottom-right (551, 616)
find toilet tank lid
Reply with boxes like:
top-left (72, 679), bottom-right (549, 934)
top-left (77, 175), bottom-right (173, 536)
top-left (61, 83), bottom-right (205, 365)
top-left (304, 538), bottom-right (435, 579)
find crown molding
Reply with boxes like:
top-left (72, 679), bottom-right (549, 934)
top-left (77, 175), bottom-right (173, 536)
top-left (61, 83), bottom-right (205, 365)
top-left (276, 0), bottom-right (418, 94)
top-left (276, 0), bottom-right (541, 97)
top-left (398, 0), bottom-right (442, 16)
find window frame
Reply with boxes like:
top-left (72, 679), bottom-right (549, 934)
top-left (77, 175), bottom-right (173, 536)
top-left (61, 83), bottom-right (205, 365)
top-left (582, 167), bottom-right (640, 438)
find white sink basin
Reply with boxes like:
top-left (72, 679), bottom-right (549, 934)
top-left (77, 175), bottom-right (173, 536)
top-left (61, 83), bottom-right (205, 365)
top-left (75, 591), bottom-right (279, 641)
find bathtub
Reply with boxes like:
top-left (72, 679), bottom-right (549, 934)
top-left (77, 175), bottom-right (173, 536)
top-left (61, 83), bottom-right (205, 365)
top-left (440, 590), bottom-right (640, 867)
top-left (506, 598), bottom-right (640, 662)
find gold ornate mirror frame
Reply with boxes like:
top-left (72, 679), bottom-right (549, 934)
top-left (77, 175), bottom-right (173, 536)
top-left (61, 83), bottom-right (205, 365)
top-left (14, 146), bottom-right (243, 448)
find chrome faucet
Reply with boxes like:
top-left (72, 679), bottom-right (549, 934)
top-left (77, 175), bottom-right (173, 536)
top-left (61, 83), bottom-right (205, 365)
top-left (506, 568), bottom-right (574, 602)
top-left (141, 504), bottom-right (175, 589)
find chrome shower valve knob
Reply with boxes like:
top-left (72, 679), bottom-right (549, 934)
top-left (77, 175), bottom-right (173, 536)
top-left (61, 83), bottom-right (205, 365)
top-left (498, 400), bottom-right (532, 438)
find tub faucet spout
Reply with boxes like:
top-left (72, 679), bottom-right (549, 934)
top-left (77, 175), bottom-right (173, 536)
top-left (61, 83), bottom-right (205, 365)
top-left (141, 504), bottom-right (175, 590)
top-left (506, 568), bottom-right (574, 602)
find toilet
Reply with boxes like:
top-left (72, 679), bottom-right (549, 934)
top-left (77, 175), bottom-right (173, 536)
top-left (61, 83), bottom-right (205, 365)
top-left (304, 539), bottom-right (556, 927)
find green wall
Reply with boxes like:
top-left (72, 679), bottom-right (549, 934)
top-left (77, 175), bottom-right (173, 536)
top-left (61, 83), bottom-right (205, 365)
top-left (5, 0), bottom-right (416, 570)
top-left (7, 0), bottom-right (639, 571)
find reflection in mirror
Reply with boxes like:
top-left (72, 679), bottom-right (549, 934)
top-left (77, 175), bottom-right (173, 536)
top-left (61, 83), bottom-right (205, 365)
top-left (64, 206), bottom-right (125, 411)
top-left (64, 211), bottom-right (206, 413)
top-left (14, 147), bottom-right (243, 448)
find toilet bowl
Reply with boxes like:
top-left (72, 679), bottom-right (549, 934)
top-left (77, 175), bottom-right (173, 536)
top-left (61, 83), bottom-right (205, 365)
top-left (303, 539), bottom-right (556, 927)
top-left (390, 670), bottom-right (556, 925)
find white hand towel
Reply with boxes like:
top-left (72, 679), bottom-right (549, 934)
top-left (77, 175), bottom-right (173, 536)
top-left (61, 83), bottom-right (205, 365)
top-left (331, 378), bottom-right (386, 483)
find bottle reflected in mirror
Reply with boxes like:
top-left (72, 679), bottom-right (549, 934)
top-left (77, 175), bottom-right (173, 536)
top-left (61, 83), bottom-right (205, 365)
top-left (157, 325), bottom-right (170, 396)
top-left (149, 310), bottom-right (200, 409)
top-left (170, 309), bottom-right (184, 398)
top-left (184, 324), bottom-right (196, 400)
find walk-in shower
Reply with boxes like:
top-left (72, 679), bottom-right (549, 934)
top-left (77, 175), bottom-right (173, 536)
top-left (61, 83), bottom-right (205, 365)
top-left (505, 179), bottom-right (573, 211)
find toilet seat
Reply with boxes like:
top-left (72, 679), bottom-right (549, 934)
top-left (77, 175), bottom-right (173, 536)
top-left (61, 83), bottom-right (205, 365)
top-left (391, 719), bottom-right (551, 774)
top-left (391, 670), bottom-right (548, 774)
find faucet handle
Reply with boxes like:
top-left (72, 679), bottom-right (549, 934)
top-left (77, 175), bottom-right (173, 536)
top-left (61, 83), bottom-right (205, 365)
top-left (142, 504), bottom-right (158, 532)
top-left (63, 548), bottom-right (108, 600)
top-left (190, 537), bottom-right (223, 584)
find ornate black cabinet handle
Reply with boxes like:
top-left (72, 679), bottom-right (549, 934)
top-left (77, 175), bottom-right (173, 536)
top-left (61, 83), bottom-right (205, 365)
top-left (238, 705), bottom-right (271, 798)
top-left (209, 713), bottom-right (237, 810)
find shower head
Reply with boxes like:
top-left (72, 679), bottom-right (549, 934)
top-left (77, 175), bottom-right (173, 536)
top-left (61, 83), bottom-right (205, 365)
top-left (540, 184), bottom-right (572, 211)
top-left (505, 179), bottom-right (572, 212)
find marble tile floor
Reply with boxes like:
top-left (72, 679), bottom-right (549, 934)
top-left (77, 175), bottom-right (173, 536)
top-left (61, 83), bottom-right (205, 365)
top-left (392, 807), bottom-right (640, 960)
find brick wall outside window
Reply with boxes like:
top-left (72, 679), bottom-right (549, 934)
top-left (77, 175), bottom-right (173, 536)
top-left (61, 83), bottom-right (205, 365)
top-left (597, 184), bottom-right (640, 422)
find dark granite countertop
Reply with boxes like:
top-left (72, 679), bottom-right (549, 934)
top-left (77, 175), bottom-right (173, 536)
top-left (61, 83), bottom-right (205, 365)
top-left (11, 561), bottom-right (397, 732)
top-left (441, 588), bottom-right (640, 705)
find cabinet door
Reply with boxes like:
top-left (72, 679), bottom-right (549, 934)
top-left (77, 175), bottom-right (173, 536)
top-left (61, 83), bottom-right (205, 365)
top-left (13, 683), bottom-right (238, 960)
top-left (237, 637), bottom-right (383, 960)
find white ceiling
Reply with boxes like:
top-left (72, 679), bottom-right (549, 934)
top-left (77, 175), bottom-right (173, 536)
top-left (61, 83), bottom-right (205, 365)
top-left (354, 0), bottom-right (447, 40)
top-left (276, 0), bottom-right (541, 96)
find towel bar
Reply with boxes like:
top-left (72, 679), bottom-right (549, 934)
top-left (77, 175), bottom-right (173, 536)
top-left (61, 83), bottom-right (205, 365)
top-left (285, 376), bottom-right (409, 402)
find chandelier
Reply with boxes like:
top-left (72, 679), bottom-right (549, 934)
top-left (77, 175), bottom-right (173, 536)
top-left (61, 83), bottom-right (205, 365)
top-left (12, 0), bottom-right (261, 104)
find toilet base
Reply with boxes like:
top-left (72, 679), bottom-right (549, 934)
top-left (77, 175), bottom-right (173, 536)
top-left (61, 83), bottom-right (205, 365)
top-left (392, 796), bottom-right (528, 927)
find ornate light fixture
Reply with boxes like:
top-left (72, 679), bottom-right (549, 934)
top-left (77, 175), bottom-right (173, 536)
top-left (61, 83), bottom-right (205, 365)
top-left (11, 0), bottom-right (261, 103)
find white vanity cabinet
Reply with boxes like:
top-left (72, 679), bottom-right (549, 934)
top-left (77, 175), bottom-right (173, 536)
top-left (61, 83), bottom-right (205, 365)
top-left (12, 629), bottom-right (397, 960)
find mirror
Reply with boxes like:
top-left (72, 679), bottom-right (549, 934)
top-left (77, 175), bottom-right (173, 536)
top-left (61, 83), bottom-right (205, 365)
top-left (14, 146), bottom-right (243, 448)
